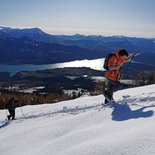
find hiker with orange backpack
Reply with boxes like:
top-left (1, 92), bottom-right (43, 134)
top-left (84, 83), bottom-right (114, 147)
top-left (103, 49), bottom-right (136, 104)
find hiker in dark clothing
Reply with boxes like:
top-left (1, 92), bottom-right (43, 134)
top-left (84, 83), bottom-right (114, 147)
top-left (6, 97), bottom-right (18, 120)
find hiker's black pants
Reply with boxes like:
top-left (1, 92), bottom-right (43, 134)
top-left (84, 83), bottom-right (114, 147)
top-left (8, 109), bottom-right (15, 120)
top-left (104, 79), bottom-right (123, 100)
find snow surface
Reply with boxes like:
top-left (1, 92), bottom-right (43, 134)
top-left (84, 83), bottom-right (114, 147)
top-left (0, 84), bottom-right (155, 155)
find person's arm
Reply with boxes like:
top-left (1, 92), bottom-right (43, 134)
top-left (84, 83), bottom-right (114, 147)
top-left (126, 53), bottom-right (137, 62)
top-left (108, 56), bottom-right (122, 71)
top-left (109, 63), bottom-right (123, 71)
top-left (6, 102), bottom-right (9, 108)
top-left (14, 100), bottom-right (19, 108)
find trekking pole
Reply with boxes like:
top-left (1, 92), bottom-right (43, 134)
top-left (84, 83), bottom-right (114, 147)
top-left (5, 109), bottom-right (8, 120)
top-left (120, 53), bottom-right (137, 80)
top-left (18, 102), bottom-right (25, 117)
top-left (120, 61), bottom-right (132, 80)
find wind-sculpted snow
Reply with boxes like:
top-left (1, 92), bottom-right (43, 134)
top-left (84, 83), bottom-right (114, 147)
top-left (0, 84), bottom-right (155, 155)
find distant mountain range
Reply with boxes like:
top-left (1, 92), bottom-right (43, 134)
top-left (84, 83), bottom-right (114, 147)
top-left (0, 26), bottom-right (155, 65)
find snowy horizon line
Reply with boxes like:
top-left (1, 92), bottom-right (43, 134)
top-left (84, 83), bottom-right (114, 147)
top-left (0, 25), bottom-right (155, 39)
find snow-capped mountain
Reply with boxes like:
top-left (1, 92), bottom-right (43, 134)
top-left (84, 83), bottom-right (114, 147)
top-left (1, 26), bottom-right (155, 65)
top-left (0, 26), bottom-right (60, 43)
top-left (0, 84), bottom-right (155, 155)
top-left (0, 26), bottom-right (43, 36)
top-left (1, 26), bottom-right (155, 49)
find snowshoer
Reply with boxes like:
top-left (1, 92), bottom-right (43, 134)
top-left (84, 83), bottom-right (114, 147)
top-left (103, 49), bottom-right (136, 104)
top-left (6, 97), bottom-right (18, 120)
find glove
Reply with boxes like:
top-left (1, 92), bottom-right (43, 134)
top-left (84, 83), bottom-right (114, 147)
top-left (131, 53), bottom-right (137, 60)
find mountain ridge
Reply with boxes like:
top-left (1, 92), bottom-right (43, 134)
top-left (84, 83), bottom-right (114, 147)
top-left (0, 26), bottom-right (155, 65)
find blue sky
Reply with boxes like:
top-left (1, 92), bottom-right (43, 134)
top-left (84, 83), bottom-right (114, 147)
top-left (1, 0), bottom-right (155, 38)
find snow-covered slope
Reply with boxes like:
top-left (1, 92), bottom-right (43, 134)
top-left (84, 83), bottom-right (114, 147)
top-left (0, 84), bottom-right (155, 155)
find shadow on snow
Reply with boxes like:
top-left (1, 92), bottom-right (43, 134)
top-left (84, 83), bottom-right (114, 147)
top-left (111, 103), bottom-right (154, 121)
top-left (0, 121), bottom-right (11, 129)
top-left (7, 96), bottom-right (155, 122)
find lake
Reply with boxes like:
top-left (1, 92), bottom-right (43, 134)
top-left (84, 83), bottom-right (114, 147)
top-left (0, 58), bottom-right (105, 75)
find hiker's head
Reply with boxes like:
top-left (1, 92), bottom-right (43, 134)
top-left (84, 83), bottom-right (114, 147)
top-left (118, 49), bottom-right (128, 57)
